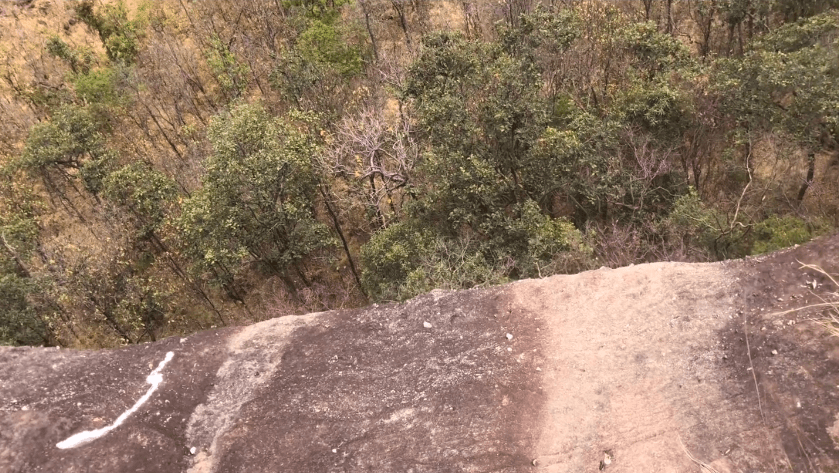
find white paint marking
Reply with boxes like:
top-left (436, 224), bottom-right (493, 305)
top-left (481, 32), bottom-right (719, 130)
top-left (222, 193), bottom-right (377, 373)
top-left (56, 351), bottom-right (174, 449)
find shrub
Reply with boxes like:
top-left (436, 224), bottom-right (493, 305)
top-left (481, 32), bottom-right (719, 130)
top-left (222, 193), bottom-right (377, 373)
top-left (751, 215), bottom-right (827, 255)
top-left (360, 202), bottom-right (594, 301)
top-left (360, 221), bottom-right (435, 301)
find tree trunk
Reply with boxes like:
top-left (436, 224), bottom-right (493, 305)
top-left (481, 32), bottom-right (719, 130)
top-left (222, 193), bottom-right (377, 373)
top-left (461, 1), bottom-right (481, 38)
top-left (797, 152), bottom-right (815, 204)
top-left (642, 0), bottom-right (653, 20)
top-left (391, 1), bottom-right (412, 47)
top-left (319, 185), bottom-right (367, 299)
top-left (0, 233), bottom-right (31, 278)
top-left (360, 0), bottom-right (379, 62)
top-left (369, 175), bottom-right (386, 229)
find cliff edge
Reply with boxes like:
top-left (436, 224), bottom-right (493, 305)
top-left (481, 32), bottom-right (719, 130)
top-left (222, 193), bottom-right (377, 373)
top-left (2, 235), bottom-right (839, 472)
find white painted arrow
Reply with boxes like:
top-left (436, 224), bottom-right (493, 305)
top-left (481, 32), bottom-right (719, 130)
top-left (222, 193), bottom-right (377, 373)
top-left (57, 351), bottom-right (175, 449)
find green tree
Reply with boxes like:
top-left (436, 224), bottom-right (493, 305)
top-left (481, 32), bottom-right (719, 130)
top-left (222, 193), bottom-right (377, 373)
top-left (359, 29), bottom-right (595, 295)
top-left (714, 12), bottom-right (839, 203)
top-left (103, 162), bottom-right (177, 242)
top-left (20, 104), bottom-right (114, 204)
top-left (205, 35), bottom-right (250, 100)
top-left (270, 3), bottom-right (363, 116)
top-left (0, 168), bottom-right (57, 346)
top-left (402, 32), bottom-right (545, 230)
top-left (46, 36), bottom-right (94, 75)
top-left (176, 103), bottom-right (333, 299)
top-left (75, 0), bottom-right (143, 65)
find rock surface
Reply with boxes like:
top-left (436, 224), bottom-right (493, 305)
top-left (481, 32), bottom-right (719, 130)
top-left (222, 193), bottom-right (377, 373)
top-left (2, 235), bottom-right (839, 472)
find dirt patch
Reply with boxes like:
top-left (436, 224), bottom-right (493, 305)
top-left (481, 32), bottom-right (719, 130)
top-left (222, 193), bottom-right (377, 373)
top-left (515, 262), bottom-right (747, 472)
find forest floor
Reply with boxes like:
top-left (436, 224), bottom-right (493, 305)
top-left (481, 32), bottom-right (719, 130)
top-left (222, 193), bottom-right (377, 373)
top-left (1, 234), bottom-right (838, 472)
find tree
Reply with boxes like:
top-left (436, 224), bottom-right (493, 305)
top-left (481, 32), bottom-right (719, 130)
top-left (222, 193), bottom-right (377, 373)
top-left (75, 0), bottom-right (144, 65)
top-left (327, 104), bottom-right (418, 229)
top-left (0, 166), bottom-right (62, 346)
top-left (714, 12), bottom-right (839, 203)
top-left (366, 28), bottom-right (593, 286)
top-left (176, 103), bottom-right (334, 300)
top-left (269, 4), bottom-right (365, 118)
top-left (20, 104), bottom-right (114, 209)
top-left (103, 162), bottom-right (176, 243)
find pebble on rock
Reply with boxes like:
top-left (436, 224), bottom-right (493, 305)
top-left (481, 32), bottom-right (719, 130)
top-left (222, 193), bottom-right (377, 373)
top-left (506, 333), bottom-right (513, 340)
top-left (423, 321), bottom-right (432, 329)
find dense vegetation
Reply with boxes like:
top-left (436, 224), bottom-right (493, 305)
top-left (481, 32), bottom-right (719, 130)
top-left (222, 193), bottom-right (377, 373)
top-left (1, 0), bottom-right (837, 347)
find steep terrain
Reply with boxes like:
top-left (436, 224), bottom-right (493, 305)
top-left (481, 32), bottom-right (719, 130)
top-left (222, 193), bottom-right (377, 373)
top-left (1, 234), bottom-right (839, 472)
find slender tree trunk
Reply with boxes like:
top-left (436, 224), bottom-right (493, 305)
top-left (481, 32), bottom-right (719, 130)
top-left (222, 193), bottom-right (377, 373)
top-left (642, 0), bottom-right (653, 20)
top-left (293, 262), bottom-right (311, 288)
top-left (50, 301), bottom-right (80, 345)
top-left (146, 231), bottom-right (227, 326)
top-left (369, 175), bottom-right (386, 229)
top-left (461, 1), bottom-right (481, 38)
top-left (139, 98), bottom-right (184, 160)
top-left (319, 185), bottom-right (367, 299)
top-left (1, 233), bottom-right (31, 278)
top-left (279, 272), bottom-right (302, 304)
top-left (797, 152), bottom-right (815, 204)
top-left (391, 1), bottom-right (412, 47)
top-left (92, 298), bottom-right (133, 344)
top-left (727, 22), bottom-right (735, 56)
top-left (360, 0), bottom-right (379, 62)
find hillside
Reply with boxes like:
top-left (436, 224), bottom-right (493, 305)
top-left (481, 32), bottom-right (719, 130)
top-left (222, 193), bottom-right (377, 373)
top-left (2, 0), bottom-right (839, 350)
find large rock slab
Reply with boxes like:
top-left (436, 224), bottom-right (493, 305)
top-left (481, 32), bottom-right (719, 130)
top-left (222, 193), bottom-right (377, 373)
top-left (2, 235), bottom-right (839, 472)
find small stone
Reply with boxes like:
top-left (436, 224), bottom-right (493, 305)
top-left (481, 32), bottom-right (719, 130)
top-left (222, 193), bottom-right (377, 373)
top-left (332, 449), bottom-right (338, 453)
top-left (506, 333), bottom-right (513, 340)
top-left (423, 321), bottom-right (432, 329)
top-left (536, 367), bottom-right (542, 371)
top-left (771, 349), bottom-right (778, 355)
top-left (532, 459), bottom-right (538, 466)
top-left (507, 347), bottom-right (512, 352)
top-left (190, 447), bottom-right (197, 455)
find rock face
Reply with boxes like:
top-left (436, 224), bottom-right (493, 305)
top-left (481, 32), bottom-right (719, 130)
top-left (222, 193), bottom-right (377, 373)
top-left (2, 235), bottom-right (839, 472)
